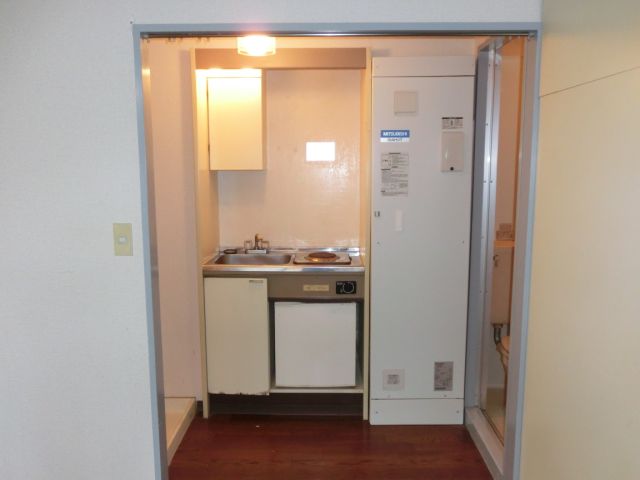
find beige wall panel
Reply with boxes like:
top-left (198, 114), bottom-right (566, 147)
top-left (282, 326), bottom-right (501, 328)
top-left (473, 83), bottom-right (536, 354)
top-left (148, 44), bottom-right (203, 400)
top-left (195, 71), bottom-right (221, 259)
top-left (522, 69), bottom-right (640, 479)
top-left (540, 0), bottom-right (640, 95)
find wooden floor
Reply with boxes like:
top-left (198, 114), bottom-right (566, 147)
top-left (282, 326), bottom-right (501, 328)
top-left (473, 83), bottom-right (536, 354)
top-left (169, 415), bottom-right (491, 480)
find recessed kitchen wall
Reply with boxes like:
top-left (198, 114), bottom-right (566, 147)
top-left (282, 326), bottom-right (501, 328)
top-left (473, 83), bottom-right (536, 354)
top-left (142, 35), bottom-right (480, 405)
top-left (217, 69), bottom-right (362, 248)
top-left (147, 42), bottom-right (204, 400)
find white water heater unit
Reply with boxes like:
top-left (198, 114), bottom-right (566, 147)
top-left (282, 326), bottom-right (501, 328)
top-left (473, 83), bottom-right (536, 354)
top-left (370, 56), bottom-right (475, 424)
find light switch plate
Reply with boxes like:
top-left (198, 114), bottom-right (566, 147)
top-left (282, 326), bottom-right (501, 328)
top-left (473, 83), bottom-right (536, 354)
top-left (113, 223), bottom-right (133, 256)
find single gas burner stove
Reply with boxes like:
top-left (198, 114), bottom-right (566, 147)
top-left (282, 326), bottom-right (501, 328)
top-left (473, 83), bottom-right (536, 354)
top-left (293, 251), bottom-right (352, 265)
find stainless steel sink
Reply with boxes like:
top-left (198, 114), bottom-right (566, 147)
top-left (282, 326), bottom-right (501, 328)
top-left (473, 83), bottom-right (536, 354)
top-left (213, 253), bottom-right (292, 265)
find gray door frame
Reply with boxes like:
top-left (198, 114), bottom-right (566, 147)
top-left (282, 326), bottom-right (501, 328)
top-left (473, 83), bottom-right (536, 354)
top-left (131, 22), bottom-right (541, 480)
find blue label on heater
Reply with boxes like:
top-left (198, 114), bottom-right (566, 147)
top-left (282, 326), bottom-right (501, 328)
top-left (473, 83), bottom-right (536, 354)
top-left (380, 130), bottom-right (410, 142)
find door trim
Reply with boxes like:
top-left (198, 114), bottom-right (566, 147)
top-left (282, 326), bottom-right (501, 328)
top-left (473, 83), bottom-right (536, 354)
top-left (131, 22), bottom-right (541, 480)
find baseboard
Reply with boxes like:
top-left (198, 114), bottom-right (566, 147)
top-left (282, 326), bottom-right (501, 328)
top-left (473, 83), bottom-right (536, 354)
top-left (166, 397), bottom-right (196, 464)
top-left (369, 398), bottom-right (463, 425)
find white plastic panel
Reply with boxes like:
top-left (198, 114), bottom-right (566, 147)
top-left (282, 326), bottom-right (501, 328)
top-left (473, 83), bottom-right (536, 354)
top-left (394, 90), bottom-right (419, 114)
top-left (275, 302), bottom-right (357, 387)
top-left (370, 63), bottom-right (474, 424)
top-left (441, 131), bottom-right (465, 172)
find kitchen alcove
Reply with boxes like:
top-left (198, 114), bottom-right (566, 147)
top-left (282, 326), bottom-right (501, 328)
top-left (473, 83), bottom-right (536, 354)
top-left (141, 34), bottom-right (539, 479)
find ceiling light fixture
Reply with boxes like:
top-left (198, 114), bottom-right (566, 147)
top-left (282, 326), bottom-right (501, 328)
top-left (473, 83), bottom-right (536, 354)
top-left (237, 35), bottom-right (276, 56)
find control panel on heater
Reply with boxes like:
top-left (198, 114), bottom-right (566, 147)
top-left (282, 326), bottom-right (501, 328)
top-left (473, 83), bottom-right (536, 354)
top-left (336, 281), bottom-right (357, 295)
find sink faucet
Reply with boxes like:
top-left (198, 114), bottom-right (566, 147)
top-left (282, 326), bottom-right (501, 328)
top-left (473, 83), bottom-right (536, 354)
top-left (245, 233), bottom-right (268, 254)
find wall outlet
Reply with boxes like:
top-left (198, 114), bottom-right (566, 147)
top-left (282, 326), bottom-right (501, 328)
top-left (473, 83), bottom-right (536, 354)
top-left (382, 369), bottom-right (405, 391)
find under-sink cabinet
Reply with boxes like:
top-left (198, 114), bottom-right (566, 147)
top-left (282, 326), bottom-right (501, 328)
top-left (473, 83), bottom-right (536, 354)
top-left (204, 277), bottom-right (270, 394)
top-left (203, 268), bottom-right (365, 393)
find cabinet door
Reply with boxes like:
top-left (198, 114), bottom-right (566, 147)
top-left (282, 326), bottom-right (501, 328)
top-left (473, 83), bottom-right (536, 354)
top-left (207, 73), bottom-right (264, 170)
top-left (204, 277), bottom-right (269, 394)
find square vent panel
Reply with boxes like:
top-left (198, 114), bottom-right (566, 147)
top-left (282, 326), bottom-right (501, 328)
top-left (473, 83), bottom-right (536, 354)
top-left (394, 90), bottom-right (418, 115)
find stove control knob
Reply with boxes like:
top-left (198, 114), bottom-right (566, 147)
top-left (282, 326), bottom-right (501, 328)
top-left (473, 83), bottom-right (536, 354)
top-left (336, 281), bottom-right (356, 295)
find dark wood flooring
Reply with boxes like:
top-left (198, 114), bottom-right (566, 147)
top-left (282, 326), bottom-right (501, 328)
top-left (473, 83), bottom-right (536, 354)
top-left (169, 415), bottom-right (491, 480)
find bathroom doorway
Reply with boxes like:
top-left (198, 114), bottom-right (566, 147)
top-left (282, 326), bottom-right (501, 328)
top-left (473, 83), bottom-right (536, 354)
top-left (465, 35), bottom-right (535, 478)
top-left (478, 36), bottom-right (525, 441)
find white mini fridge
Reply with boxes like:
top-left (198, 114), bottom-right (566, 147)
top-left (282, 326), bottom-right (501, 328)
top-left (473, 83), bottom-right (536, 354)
top-left (274, 302), bottom-right (357, 387)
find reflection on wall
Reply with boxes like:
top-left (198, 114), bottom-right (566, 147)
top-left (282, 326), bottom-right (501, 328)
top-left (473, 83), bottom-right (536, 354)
top-left (217, 69), bottom-right (361, 248)
top-left (480, 37), bottom-right (524, 442)
top-left (495, 40), bottom-right (523, 238)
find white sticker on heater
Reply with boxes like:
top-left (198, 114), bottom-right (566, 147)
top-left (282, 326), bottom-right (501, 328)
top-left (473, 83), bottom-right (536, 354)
top-left (434, 362), bottom-right (454, 391)
top-left (381, 152), bottom-right (409, 196)
top-left (442, 117), bottom-right (464, 129)
top-left (383, 369), bottom-right (405, 391)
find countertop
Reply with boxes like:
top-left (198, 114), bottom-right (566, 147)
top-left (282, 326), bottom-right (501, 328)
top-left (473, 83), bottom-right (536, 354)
top-left (202, 248), bottom-right (365, 275)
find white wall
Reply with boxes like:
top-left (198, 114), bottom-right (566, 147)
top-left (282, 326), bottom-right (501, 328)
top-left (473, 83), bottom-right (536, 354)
top-left (0, 1), bottom-right (540, 479)
top-left (521, 0), bottom-right (640, 478)
top-left (218, 69), bottom-right (362, 248)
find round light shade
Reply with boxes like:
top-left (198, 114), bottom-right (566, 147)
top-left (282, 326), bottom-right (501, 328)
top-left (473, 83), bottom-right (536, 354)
top-left (237, 35), bottom-right (276, 56)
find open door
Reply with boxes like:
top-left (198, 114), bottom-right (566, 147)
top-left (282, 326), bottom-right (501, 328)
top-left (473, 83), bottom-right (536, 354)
top-left (466, 35), bottom-right (527, 477)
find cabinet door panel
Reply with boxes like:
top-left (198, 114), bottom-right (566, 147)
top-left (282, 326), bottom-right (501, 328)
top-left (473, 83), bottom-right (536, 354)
top-left (204, 277), bottom-right (269, 394)
top-left (207, 75), bottom-right (264, 170)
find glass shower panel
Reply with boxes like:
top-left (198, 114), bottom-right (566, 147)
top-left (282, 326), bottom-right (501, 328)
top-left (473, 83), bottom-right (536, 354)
top-left (479, 37), bottom-right (524, 442)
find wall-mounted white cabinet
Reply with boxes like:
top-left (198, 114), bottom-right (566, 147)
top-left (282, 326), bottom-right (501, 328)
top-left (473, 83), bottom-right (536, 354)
top-left (204, 277), bottom-right (270, 394)
top-left (207, 70), bottom-right (265, 171)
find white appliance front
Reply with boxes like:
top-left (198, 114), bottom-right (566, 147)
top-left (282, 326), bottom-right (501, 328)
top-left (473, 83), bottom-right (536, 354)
top-left (370, 57), bottom-right (475, 424)
top-left (275, 302), bottom-right (357, 387)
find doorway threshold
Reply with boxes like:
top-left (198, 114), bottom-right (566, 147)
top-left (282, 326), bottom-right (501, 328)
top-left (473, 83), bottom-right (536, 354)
top-left (466, 407), bottom-right (504, 479)
top-left (165, 397), bottom-right (196, 464)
